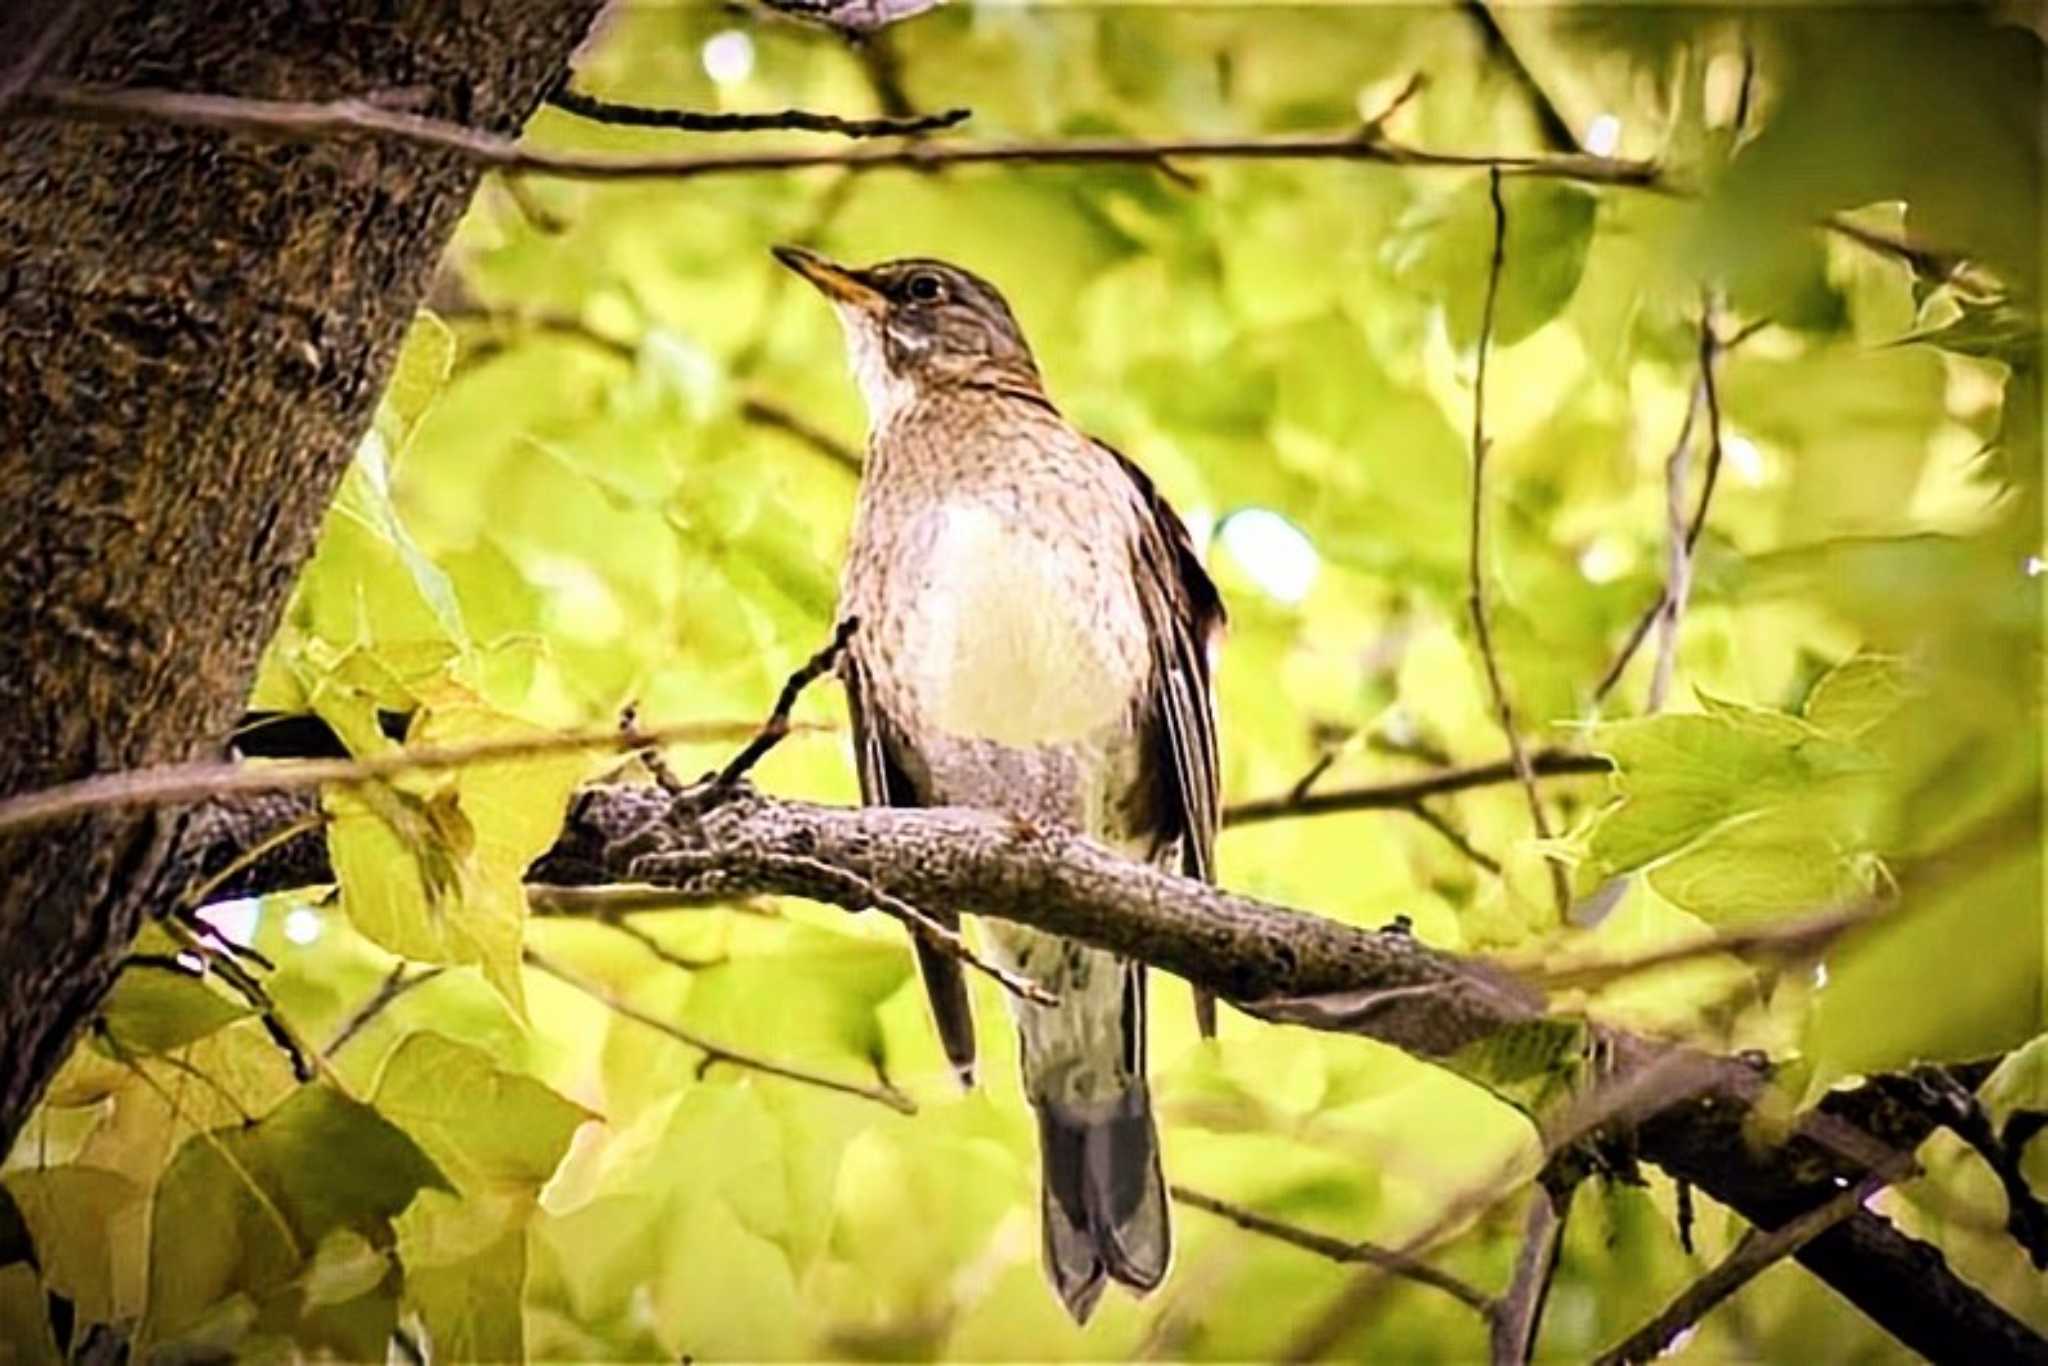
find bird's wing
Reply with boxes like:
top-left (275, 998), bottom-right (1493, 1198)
top-left (841, 643), bottom-right (979, 1085)
top-left (1099, 442), bottom-right (1228, 1036)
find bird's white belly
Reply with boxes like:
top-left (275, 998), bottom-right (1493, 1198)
top-left (896, 501), bottom-right (1139, 748)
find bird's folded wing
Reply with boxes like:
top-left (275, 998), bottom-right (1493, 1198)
top-left (841, 646), bottom-right (979, 1083)
top-left (1100, 442), bottom-right (1229, 1036)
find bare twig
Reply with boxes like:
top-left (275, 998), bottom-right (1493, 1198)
top-left (545, 84), bottom-right (969, 139)
top-left (714, 618), bottom-right (859, 787)
top-left (18, 83), bottom-right (1665, 188)
top-left (524, 948), bottom-right (916, 1113)
top-left (153, 916), bottom-right (318, 1086)
top-left (761, 849), bottom-right (1057, 1006)
top-left (1461, 1), bottom-right (1578, 151)
top-left (325, 963), bottom-right (446, 1057)
top-left (1594, 1172), bottom-right (1900, 1365)
top-left (1170, 1185), bottom-right (1496, 1319)
top-left (496, 173), bottom-right (568, 233)
top-left (1284, 1048), bottom-right (1718, 1362)
top-left (1593, 306), bottom-right (1732, 711)
top-left (438, 302), bottom-right (635, 362)
top-left (1405, 801), bottom-right (1504, 875)
top-left (1591, 379), bottom-right (1702, 706)
top-left (525, 884), bottom-right (779, 917)
top-left (0, 716), bottom-right (810, 835)
top-left (177, 813), bottom-right (324, 914)
top-left (1465, 167), bottom-right (1570, 917)
top-left (440, 301), bottom-right (864, 473)
top-left (1647, 385), bottom-right (1700, 713)
top-left (1359, 72), bottom-right (1428, 138)
top-left (1491, 1191), bottom-right (1569, 1365)
top-left (1222, 750), bottom-right (1609, 828)
top-left (739, 392), bottom-right (864, 472)
top-left (1509, 901), bottom-right (1877, 993)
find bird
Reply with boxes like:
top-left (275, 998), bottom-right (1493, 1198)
top-left (775, 244), bottom-right (1225, 1323)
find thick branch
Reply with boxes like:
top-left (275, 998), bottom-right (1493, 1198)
top-left (158, 784), bottom-right (2045, 1357)
top-left (1596, 1172), bottom-right (1894, 1365)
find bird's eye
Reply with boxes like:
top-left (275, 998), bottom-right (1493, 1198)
top-left (905, 272), bottom-right (945, 303)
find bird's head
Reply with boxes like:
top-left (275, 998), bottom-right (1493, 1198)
top-left (774, 246), bottom-right (1041, 421)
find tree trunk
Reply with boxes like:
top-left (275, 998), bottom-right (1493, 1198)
top-left (0, 0), bottom-right (603, 1155)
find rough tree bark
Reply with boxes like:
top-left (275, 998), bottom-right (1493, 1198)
top-left (0, 0), bottom-right (604, 1156)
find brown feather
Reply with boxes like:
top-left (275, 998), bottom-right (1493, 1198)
top-left (840, 648), bottom-right (978, 1084)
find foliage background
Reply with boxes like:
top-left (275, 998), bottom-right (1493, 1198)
top-left (3, 4), bottom-right (2042, 1360)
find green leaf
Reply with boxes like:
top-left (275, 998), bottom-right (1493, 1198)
top-left (0, 1167), bottom-right (145, 1324)
top-left (1807, 838), bottom-right (2042, 1093)
top-left (374, 1032), bottom-right (592, 1196)
top-left (1977, 1035), bottom-right (2048, 1135)
top-left (1802, 654), bottom-right (1916, 739)
top-left (540, 1085), bottom-right (823, 1360)
top-left (99, 967), bottom-right (252, 1056)
top-left (142, 1084), bottom-right (450, 1351)
top-left (403, 1222), bottom-right (527, 1363)
top-left (1385, 177), bottom-right (1598, 348)
top-left (328, 703), bottom-right (587, 1020)
top-left (374, 1033), bottom-right (591, 1361)
top-left (380, 311), bottom-right (458, 454)
top-left (677, 922), bottom-right (912, 1073)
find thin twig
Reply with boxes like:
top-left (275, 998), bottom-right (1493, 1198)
top-left (1284, 1048), bottom-right (1717, 1362)
top-left (1462, 0), bottom-right (1578, 151)
top-left (1593, 309), bottom-right (1737, 708)
top-left (714, 618), bottom-right (859, 787)
top-left (1359, 72), bottom-right (1428, 138)
top-left (176, 813), bottom-right (325, 914)
top-left (1464, 167), bottom-right (1570, 918)
top-left (438, 302), bottom-right (636, 362)
top-left (1405, 801), bottom-right (1504, 875)
top-left (18, 84), bottom-right (1665, 187)
top-left (740, 392), bottom-right (864, 472)
top-left (1507, 901), bottom-right (1877, 993)
top-left (99, 1026), bottom-right (304, 1259)
top-left (21, 81), bottom-right (1970, 282)
top-left (1169, 1185), bottom-right (1496, 1319)
top-left (525, 948), bottom-right (916, 1113)
top-left (546, 84), bottom-right (970, 139)
top-left (525, 884), bottom-right (780, 917)
top-left (1594, 1172), bottom-right (1900, 1365)
top-left (598, 916), bottom-right (727, 972)
top-left (440, 297), bottom-right (864, 477)
top-left (0, 716), bottom-right (810, 835)
top-left (1491, 1191), bottom-right (1569, 1365)
top-left (763, 850), bottom-right (1057, 1006)
top-left (155, 915), bottom-right (318, 1085)
top-left (1647, 388), bottom-right (1699, 714)
top-left (326, 964), bottom-right (447, 1057)
top-left (1222, 750), bottom-right (1609, 828)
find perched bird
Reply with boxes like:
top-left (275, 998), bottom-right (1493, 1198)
top-left (775, 245), bottom-right (1225, 1322)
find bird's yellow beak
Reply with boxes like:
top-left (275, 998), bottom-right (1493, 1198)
top-left (773, 244), bottom-right (884, 311)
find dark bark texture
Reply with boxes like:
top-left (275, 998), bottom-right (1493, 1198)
top-left (0, 0), bottom-right (603, 1155)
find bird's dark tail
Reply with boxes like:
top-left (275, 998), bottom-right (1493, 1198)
top-left (1034, 1082), bottom-right (1171, 1323)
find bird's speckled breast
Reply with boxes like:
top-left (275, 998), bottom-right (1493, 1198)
top-left (842, 428), bottom-right (1154, 833)
top-left (897, 497), bottom-right (1140, 746)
